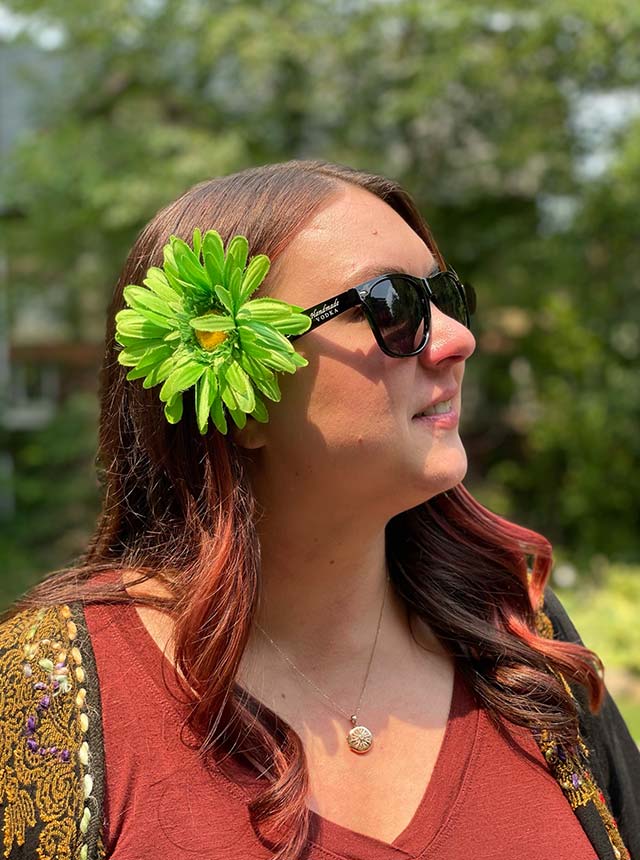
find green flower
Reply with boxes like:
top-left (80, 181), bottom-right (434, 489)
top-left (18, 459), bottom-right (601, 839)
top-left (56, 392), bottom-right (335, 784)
top-left (114, 227), bottom-right (311, 434)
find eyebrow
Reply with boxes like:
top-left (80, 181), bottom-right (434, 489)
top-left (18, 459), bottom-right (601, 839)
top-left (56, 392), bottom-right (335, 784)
top-left (346, 260), bottom-right (441, 289)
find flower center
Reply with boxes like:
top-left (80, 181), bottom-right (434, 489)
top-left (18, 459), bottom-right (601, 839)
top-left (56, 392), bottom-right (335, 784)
top-left (195, 329), bottom-right (228, 350)
top-left (193, 312), bottom-right (230, 351)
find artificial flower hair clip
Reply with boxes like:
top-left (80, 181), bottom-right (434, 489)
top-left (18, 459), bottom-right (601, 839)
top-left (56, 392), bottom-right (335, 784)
top-left (114, 227), bottom-right (312, 435)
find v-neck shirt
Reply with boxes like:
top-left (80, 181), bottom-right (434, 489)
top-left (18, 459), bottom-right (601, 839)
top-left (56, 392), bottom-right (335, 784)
top-left (84, 597), bottom-right (597, 859)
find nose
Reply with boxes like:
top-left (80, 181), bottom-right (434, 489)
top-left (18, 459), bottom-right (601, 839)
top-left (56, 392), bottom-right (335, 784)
top-left (417, 301), bottom-right (476, 368)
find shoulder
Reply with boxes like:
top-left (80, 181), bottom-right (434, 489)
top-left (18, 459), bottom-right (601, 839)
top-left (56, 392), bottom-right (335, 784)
top-left (539, 583), bottom-right (640, 855)
top-left (0, 602), bottom-right (106, 860)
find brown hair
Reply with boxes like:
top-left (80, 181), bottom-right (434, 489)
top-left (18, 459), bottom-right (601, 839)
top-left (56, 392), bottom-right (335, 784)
top-left (4, 159), bottom-right (604, 859)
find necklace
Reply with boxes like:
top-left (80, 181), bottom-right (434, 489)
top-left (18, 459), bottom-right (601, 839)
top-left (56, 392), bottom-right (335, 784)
top-left (255, 574), bottom-right (390, 755)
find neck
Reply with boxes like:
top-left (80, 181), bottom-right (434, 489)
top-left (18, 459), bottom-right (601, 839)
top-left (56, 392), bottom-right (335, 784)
top-left (243, 494), bottom-right (418, 682)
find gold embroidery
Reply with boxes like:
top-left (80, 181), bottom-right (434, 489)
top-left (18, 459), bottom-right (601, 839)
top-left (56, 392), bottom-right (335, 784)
top-left (534, 606), bottom-right (630, 860)
top-left (0, 604), bottom-right (100, 860)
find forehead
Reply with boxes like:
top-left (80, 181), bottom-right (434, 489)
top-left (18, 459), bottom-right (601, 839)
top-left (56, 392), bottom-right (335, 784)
top-left (267, 184), bottom-right (438, 305)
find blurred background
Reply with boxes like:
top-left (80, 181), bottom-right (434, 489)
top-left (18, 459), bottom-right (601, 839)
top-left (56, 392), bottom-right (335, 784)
top-left (1, 1), bottom-right (638, 736)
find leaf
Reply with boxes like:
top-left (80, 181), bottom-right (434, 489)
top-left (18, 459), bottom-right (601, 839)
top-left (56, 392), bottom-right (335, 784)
top-left (159, 360), bottom-right (206, 403)
top-left (189, 313), bottom-right (235, 332)
top-left (226, 235), bottom-right (249, 273)
top-left (238, 255), bottom-right (270, 304)
top-left (164, 393), bottom-right (184, 424)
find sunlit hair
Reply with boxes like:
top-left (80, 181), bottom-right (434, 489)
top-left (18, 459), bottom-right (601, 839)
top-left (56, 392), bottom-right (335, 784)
top-left (4, 159), bottom-right (604, 859)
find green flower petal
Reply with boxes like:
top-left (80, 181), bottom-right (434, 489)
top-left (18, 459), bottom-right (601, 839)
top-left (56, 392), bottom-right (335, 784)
top-left (122, 286), bottom-right (176, 329)
top-left (132, 344), bottom-right (173, 373)
top-left (237, 351), bottom-right (281, 401)
top-left (164, 393), bottom-right (184, 424)
top-left (226, 235), bottom-right (249, 273)
top-left (117, 340), bottom-right (167, 366)
top-left (189, 313), bottom-right (235, 332)
top-left (227, 405), bottom-right (247, 430)
top-left (159, 361), bottom-right (206, 403)
top-left (227, 266), bottom-right (242, 314)
top-left (225, 361), bottom-right (255, 413)
top-left (125, 364), bottom-right (152, 381)
top-left (238, 255), bottom-right (270, 305)
top-left (116, 309), bottom-right (171, 340)
top-left (195, 367), bottom-right (218, 434)
top-left (142, 268), bottom-right (183, 304)
top-left (210, 395), bottom-right (228, 434)
top-left (202, 230), bottom-right (225, 286)
top-left (250, 393), bottom-right (270, 423)
top-left (170, 236), bottom-right (211, 292)
top-left (241, 319), bottom-right (295, 354)
top-left (142, 353), bottom-right (182, 388)
top-left (213, 284), bottom-right (234, 315)
top-left (192, 227), bottom-right (202, 259)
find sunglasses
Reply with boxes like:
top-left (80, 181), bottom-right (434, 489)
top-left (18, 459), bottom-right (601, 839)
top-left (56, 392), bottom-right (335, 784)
top-left (289, 266), bottom-right (476, 358)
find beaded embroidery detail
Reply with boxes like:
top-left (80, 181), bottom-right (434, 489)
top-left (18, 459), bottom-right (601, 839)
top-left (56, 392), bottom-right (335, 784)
top-left (0, 604), bottom-right (102, 859)
top-left (534, 606), bottom-right (630, 860)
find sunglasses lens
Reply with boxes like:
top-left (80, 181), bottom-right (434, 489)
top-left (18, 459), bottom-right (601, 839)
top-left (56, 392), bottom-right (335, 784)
top-left (429, 271), bottom-right (470, 326)
top-left (364, 276), bottom-right (426, 355)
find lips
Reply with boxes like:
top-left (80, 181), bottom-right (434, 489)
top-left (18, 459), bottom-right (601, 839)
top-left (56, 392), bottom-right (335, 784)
top-left (412, 387), bottom-right (458, 417)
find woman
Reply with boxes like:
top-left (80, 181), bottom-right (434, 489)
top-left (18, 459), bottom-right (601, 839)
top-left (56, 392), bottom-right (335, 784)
top-left (1, 159), bottom-right (638, 860)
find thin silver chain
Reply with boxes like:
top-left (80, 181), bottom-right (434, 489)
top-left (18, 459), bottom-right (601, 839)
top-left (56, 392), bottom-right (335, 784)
top-left (255, 574), bottom-right (390, 724)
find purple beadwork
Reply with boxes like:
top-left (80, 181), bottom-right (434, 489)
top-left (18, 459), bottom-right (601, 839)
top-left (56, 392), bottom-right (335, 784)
top-left (36, 695), bottom-right (51, 711)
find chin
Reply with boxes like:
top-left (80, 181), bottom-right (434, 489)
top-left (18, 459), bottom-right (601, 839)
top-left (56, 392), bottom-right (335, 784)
top-left (415, 446), bottom-right (468, 499)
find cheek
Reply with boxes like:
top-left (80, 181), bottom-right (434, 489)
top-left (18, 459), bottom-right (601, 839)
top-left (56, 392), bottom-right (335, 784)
top-left (271, 354), bottom-right (398, 448)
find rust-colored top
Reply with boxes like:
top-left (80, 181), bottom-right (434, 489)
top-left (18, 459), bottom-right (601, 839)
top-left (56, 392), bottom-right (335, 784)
top-left (85, 597), bottom-right (599, 859)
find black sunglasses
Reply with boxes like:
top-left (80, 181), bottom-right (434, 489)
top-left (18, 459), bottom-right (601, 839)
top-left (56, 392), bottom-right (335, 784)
top-left (289, 267), bottom-right (476, 358)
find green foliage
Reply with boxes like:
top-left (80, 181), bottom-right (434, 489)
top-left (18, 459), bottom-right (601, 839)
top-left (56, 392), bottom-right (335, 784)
top-left (0, 393), bottom-right (101, 607)
top-left (556, 564), bottom-right (640, 741)
top-left (2, 0), bottom-right (639, 581)
top-left (556, 565), bottom-right (640, 676)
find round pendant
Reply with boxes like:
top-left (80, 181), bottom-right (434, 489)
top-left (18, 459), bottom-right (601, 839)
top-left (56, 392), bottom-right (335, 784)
top-left (347, 724), bottom-right (373, 754)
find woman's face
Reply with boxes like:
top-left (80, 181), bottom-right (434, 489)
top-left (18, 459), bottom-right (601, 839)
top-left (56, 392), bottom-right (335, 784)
top-left (234, 183), bottom-right (476, 520)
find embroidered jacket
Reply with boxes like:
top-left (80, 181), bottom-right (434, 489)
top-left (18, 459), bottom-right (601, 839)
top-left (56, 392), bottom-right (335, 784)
top-left (0, 587), bottom-right (638, 860)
